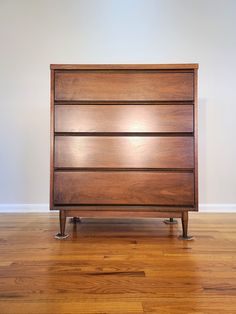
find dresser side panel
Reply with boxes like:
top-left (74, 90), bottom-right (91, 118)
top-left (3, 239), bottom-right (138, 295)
top-left (50, 69), bottom-right (55, 210)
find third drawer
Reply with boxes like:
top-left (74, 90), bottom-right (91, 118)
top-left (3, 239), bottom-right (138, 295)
top-left (55, 136), bottom-right (194, 169)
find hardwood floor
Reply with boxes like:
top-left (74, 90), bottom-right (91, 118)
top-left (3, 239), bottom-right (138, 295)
top-left (0, 213), bottom-right (236, 313)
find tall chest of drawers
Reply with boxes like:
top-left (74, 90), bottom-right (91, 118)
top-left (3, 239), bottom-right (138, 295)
top-left (50, 64), bottom-right (198, 239)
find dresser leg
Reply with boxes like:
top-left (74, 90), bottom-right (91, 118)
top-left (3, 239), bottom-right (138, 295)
top-left (163, 217), bottom-right (178, 224)
top-left (55, 210), bottom-right (69, 239)
top-left (179, 211), bottom-right (194, 240)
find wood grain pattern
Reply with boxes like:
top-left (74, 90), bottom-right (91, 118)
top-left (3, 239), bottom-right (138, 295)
top-left (50, 69), bottom-right (55, 210)
top-left (54, 171), bottom-right (194, 205)
top-left (52, 204), bottom-right (193, 212)
top-left (55, 136), bottom-right (194, 169)
top-left (51, 63), bottom-right (199, 70)
top-left (55, 104), bottom-right (193, 133)
top-left (55, 71), bottom-right (194, 101)
top-left (50, 64), bottom-right (198, 239)
top-left (194, 68), bottom-right (199, 209)
top-left (50, 206), bottom-right (193, 212)
top-left (59, 210), bottom-right (183, 219)
top-left (0, 213), bottom-right (235, 314)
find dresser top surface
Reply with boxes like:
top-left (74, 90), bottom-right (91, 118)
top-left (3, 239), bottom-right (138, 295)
top-left (50, 64), bottom-right (199, 70)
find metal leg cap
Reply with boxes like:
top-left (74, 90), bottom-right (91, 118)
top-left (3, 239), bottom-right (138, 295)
top-left (55, 233), bottom-right (69, 239)
top-left (163, 219), bottom-right (178, 225)
top-left (178, 235), bottom-right (194, 241)
top-left (70, 217), bottom-right (81, 224)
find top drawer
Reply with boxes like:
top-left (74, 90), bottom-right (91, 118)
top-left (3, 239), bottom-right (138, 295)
top-left (55, 71), bottom-right (194, 101)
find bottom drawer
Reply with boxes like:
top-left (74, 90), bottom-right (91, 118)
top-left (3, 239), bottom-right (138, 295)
top-left (54, 171), bottom-right (194, 206)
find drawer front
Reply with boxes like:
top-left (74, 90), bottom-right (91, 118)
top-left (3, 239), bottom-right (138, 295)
top-left (55, 105), bottom-right (193, 133)
top-left (55, 136), bottom-right (194, 169)
top-left (54, 172), bottom-right (194, 205)
top-left (55, 71), bottom-right (193, 101)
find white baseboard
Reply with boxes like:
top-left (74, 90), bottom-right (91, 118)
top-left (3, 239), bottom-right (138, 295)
top-left (0, 204), bottom-right (49, 212)
top-left (0, 203), bottom-right (235, 213)
top-left (199, 204), bottom-right (236, 213)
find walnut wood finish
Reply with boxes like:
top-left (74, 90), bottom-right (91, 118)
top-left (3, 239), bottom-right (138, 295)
top-left (50, 69), bottom-right (55, 210)
top-left (55, 136), bottom-right (194, 169)
top-left (50, 64), bottom-right (198, 239)
top-left (55, 104), bottom-right (193, 133)
top-left (50, 205), bottom-right (191, 212)
top-left (51, 63), bottom-right (199, 70)
top-left (194, 68), bottom-right (199, 208)
top-left (55, 71), bottom-right (194, 101)
top-left (54, 171), bottom-right (194, 205)
top-left (59, 210), bottom-right (183, 218)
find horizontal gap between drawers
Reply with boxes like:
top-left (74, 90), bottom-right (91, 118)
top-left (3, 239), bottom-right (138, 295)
top-left (54, 132), bottom-right (194, 137)
top-left (54, 100), bottom-right (194, 105)
top-left (54, 168), bottom-right (194, 172)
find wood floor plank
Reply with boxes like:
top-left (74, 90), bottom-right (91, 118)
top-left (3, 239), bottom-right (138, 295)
top-left (142, 297), bottom-right (236, 314)
top-left (0, 301), bottom-right (143, 314)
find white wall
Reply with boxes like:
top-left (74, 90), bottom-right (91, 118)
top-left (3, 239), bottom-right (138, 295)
top-left (0, 0), bottom-right (236, 209)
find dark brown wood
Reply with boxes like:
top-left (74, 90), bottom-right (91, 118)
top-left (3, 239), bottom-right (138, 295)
top-left (64, 210), bottom-right (182, 219)
top-left (55, 104), bottom-right (193, 133)
top-left (55, 136), bottom-right (194, 169)
top-left (59, 210), bottom-right (67, 236)
top-left (50, 70), bottom-right (55, 210)
top-left (50, 64), bottom-right (198, 239)
top-left (194, 69), bottom-right (199, 209)
top-left (54, 171), bottom-right (194, 205)
top-left (182, 211), bottom-right (188, 238)
top-left (51, 63), bottom-right (199, 70)
top-left (55, 71), bottom-right (194, 101)
top-left (51, 205), bottom-right (191, 212)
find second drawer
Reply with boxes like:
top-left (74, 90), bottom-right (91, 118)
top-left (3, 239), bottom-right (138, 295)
top-left (55, 136), bottom-right (194, 169)
top-left (55, 104), bottom-right (193, 133)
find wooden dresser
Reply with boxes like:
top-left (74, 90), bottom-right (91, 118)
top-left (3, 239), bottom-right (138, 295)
top-left (50, 64), bottom-right (198, 240)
